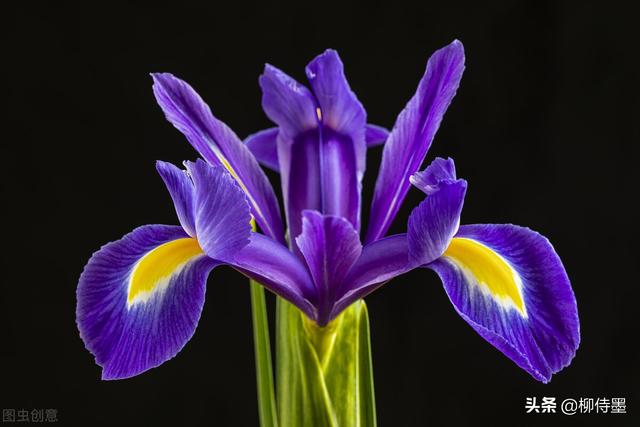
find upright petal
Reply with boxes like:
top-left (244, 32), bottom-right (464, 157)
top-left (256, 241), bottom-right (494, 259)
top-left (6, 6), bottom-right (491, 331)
top-left (428, 224), bottom-right (580, 382)
top-left (151, 73), bottom-right (284, 243)
top-left (156, 161), bottom-right (196, 237)
top-left (259, 65), bottom-right (318, 141)
top-left (259, 53), bottom-right (367, 246)
top-left (185, 159), bottom-right (252, 262)
top-left (295, 210), bottom-right (363, 325)
top-left (77, 225), bottom-right (215, 379)
top-left (244, 123), bottom-right (391, 172)
top-left (306, 50), bottom-right (367, 230)
top-left (366, 40), bottom-right (465, 243)
top-left (305, 49), bottom-right (367, 169)
top-left (259, 65), bottom-right (321, 244)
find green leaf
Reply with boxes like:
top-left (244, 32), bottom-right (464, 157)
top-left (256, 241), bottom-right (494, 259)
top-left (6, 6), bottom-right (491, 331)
top-left (276, 297), bottom-right (377, 427)
top-left (250, 281), bottom-right (278, 427)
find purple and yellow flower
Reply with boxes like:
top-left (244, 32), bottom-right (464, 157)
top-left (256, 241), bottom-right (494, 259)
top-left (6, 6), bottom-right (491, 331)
top-left (77, 40), bottom-right (579, 383)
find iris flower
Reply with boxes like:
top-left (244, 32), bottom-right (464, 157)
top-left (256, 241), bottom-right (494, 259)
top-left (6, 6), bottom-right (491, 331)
top-left (77, 40), bottom-right (579, 383)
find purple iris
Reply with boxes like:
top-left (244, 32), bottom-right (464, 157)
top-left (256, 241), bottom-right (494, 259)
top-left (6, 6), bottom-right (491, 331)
top-left (77, 40), bottom-right (579, 383)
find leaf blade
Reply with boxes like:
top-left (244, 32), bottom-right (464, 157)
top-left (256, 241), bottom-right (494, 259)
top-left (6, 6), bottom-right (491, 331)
top-left (250, 281), bottom-right (279, 427)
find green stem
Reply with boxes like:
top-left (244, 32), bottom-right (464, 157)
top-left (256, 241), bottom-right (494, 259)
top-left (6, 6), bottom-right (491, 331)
top-left (250, 281), bottom-right (278, 427)
top-left (276, 297), bottom-right (376, 427)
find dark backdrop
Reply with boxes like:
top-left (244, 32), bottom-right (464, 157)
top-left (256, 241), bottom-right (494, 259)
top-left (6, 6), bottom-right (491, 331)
top-left (3, 1), bottom-right (638, 426)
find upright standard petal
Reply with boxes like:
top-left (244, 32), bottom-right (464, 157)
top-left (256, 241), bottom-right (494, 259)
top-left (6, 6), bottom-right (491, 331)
top-left (428, 224), bottom-right (579, 382)
top-left (77, 225), bottom-right (215, 379)
top-left (259, 65), bottom-right (318, 141)
top-left (185, 160), bottom-right (252, 262)
top-left (259, 53), bottom-right (367, 246)
top-left (244, 124), bottom-right (390, 173)
top-left (305, 49), bottom-right (367, 172)
top-left (156, 160), bottom-right (196, 237)
top-left (259, 65), bottom-right (321, 244)
top-left (366, 40), bottom-right (465, 244)
top-left (295, 210), bottom-right (363, 325)
top-left (151, 73), bottom-right (284, 243)
top-left (305, 50), bottom-right (367, 230)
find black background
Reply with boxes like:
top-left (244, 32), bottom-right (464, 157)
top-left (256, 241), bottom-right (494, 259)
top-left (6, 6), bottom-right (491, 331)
top-left (3, 1), bottom-right (639, 426)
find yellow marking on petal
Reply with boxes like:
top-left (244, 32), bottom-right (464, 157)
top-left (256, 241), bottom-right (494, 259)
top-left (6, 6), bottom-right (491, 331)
top-left (444, 237), bottom-right (526, 316)
top-left (128, 238), bottom-right (204, 307)
top-left (220, 157), bottom-right (238, 182)
top-left (209, 144), bottom-right (266, 228)
top-left (316, 107), bottom-right (322, 121)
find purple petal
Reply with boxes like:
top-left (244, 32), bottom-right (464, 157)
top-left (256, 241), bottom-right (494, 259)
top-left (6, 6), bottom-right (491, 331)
top-left (259, 56), bottom-right (366, 245)
top-left (77, 225), bottom-right (216, 379)
top-left (156, 161), bottom-right (196, 237)
top-left (259, 65), bottom-right (321, 244)
top-left (365, 124), bottom-right (390, 147)
top-left (314, 127), bottom-right (362, 229)
top-left (428, 224), bottom-right (580, 382)
top-left (305, 49), bottom-right (367, 159)
top-left (365, 40), bottom-right (465, 244)
top-left (232, 233), bottom-right (317, 320)
top-left (185, 159), bottom-right (252, 262)
top-left (244, 127), bottom-right (280, 172)
top-left (151, 73), bottom-right (284, 243)
top-left (280, 129), bottom-right (322, 245)
top-left (333, 234), bottom-right (413, 318)
top-left (245, 124), bottom-right (390, 173)
top-left (295, 210), bottom-right (363, 325)
top-left (409, 157), bottom-right (457, 195)
top-left (279, 126), bottom-right (362, 241)
top-left (407, 178), bottom-right (467, 266)
top-left (259, 65), bottom-right (318, 141)
top-left (305, 50), bottom-right (367, 229)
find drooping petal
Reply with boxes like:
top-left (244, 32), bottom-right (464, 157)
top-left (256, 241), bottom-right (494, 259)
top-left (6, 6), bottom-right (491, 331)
top-left (151, 73), bottom-right (284, 243)
top-left (232, 233), bottom-right (317, 320)
top-left (407, 179), bottom-right (467, 265)
top-left (244, 123), bottom-right (390, 172)
top-left (184, 159), bottom-right (252, 262)
top-left (156, 161), bottom-right (196, 237)
top-left (366, 40), bottom-right (465, 244)
top-left (244, 127), bottom-right (280, 172)
top-left (365, 124), bottom-right (390, 147)
top-left (77, 225), bottom-right (215, 380)
top-left (295, 210), bottom-right (363, 325)
top-left (333, 234), bottom-right (413, 318)
top-left (427, 224), bottom-right (580, 382)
